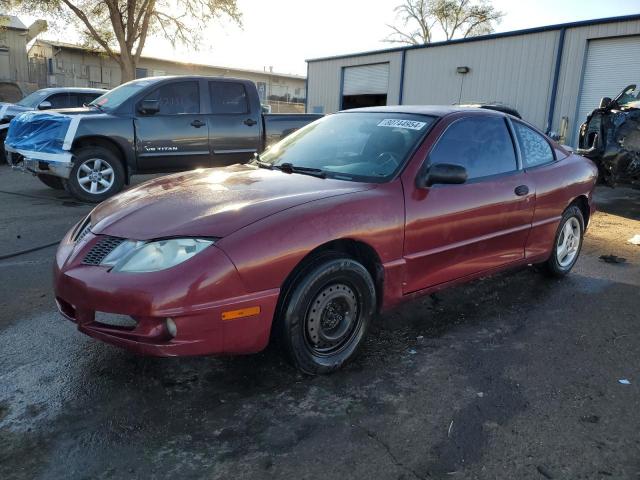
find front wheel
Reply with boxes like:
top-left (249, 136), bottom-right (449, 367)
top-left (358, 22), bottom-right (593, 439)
top-left (277, 255), bottom-right (376, 375)
top-left (541, 205), bottom-right (584, 277)
top-left (64, 146), bottom-right (125, 203)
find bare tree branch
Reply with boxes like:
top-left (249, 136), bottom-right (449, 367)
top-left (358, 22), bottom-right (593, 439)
top-left (385, 0), bottom-right (503, 45)
top-left (7, 0), bottom-right (242, 82)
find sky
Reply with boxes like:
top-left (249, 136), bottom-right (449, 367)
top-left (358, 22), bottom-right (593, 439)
top-left (18, 0), bottom-right (640, 76)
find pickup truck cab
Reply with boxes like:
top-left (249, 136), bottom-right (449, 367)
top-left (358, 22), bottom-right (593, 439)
top-left (5, 76), bottom-right (321, 202)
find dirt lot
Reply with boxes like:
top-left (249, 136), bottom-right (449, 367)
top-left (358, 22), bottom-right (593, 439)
top-left (0, 167), bottom-right (639, 480)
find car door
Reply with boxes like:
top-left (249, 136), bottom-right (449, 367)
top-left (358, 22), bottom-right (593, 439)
top-left (510, 120), bottom-right (566, 259)
top-left (134, 80), bottom-right (210, 172)
top-left (206, 80), bottom-right (261, 166)
top-left (402, 114), bottom-right (535, 294)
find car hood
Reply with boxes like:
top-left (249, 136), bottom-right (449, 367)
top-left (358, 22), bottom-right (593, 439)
top-left (91, 164), bottom-right (374, 239)
top-left (0, 103), bottom-right (31, 121)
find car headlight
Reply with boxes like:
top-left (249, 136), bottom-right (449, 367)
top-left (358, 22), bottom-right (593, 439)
top-left (100, 238), bottom-right (215, 273)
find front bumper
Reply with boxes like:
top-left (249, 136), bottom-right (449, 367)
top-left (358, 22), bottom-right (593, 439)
top-left (5, 147), bottom-right (72, 179)
top-left (54, 228), bottom-right (279, 356)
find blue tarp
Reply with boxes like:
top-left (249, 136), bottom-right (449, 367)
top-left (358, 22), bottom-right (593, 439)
top-left (6, 111), bottom-right (69, 153)
top-left (5, 111), bottom-right (76, 162)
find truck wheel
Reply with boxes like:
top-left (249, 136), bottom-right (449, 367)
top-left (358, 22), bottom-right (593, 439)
top-left (65, 146), bottom-right (125, 203)
top-left (37, 174), bottom-right (65, 190)
top-left (540, 205), bottom-right (584, 277)
top-left (277, 254), bottom-right (376, 375)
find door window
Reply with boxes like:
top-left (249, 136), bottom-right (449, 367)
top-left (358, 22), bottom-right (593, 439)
top-left (68, 94), bottom-right (82, 108)
top-left (78, 93), bottom-right (102, 107)
top-left (45, 93), bottom-right (71, 108)
top-left (209, 81), bottom-right (248, 114)
top-left (141, 81), bottom-right (200, 114)
top-left (429, 116), bottom-right (517, 179)
top-left (512, 121), bottom-right (555, 168)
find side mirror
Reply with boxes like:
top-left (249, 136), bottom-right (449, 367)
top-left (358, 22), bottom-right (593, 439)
top-left (598, 97), bottom-right (611, 109)
top-left (38, 100), bottom-right (52, 110)
top-left (416, 163), bottom-right (468, 189)
top-left (138, 99), bottom-right (160, 115)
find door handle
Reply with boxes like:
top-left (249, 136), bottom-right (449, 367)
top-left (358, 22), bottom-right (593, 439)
top-left (244, 118), bottom-right (257, 126)
top-left (190, 120), bottom-right (206, 128)
top-left (514, 185), bottom-right (530, 196)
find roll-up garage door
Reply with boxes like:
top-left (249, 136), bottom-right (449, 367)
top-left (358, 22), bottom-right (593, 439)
top-left (575, 36), bottom-right (640, 144)
top-left (343, 63), bottom-right (390, 95)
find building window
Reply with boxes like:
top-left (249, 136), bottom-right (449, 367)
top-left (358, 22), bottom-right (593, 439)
top-left (135, 68), bottom-right (148, 79)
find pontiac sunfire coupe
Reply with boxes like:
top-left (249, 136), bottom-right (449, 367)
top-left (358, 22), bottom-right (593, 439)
top-left (54, 106), bottom-right (597, 374)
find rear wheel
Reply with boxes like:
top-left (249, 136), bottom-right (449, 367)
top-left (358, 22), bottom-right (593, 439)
top-left (541, 205), bottom-right (584, 277)
top-left (64, 146), bottom-right (125, 203)
top-left (37, 174), bottom-right (65, 190)
top-left (277, 255), bottom-right (376, 375)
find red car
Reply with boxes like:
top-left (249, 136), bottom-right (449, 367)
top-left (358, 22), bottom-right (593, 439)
top-left (54, 106), bottom-right (597, 374)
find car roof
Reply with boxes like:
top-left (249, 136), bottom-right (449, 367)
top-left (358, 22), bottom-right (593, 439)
top-left (338, 105), bottom-right (511, 118)
top-left (37, 87), bottom-right (107, 94)
top-left (127, 75), bottom-right (254, 85)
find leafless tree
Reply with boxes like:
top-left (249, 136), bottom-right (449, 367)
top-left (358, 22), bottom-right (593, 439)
top-left (3, 0), bottom-right (242, 82)
top-left (385, 0), bottom-right (503, 45)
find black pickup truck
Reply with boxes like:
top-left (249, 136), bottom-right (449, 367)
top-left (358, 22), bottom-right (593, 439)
top-left (5, 76), bottom-right (321, 202)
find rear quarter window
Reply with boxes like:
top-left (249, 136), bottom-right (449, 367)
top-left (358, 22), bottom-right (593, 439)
top-left (512, 121), bottom-right (555, 168)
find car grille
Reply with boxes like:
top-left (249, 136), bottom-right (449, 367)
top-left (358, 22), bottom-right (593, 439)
top-left (83, 236), bottom-right (125, 265)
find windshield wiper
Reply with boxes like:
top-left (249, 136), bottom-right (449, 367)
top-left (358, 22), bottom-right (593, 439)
top-left (251, 153), bottom-right (273, 169)
top-left (89, 103), bottom-right (104, 112)
top-left (274, 162), bottom-right (326, 178)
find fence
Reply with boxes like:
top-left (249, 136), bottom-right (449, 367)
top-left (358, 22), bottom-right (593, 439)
top-left (266, 101), bottom-right (305, 113)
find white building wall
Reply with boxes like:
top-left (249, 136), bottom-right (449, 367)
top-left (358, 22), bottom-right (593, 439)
top-left (306, 51), bottom-right (403, 114)
top-left (306, 16), bottom-right (640, 143)
top-left (553, 19), bottom-right (640, 143)
top-left (402, 30), bottom-right (559, 130)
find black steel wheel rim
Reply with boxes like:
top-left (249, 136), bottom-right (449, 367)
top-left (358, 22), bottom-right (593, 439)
top-left (304, 282), bottom-right (361, 355)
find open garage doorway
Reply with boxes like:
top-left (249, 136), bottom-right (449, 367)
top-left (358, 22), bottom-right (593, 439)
top-left (342, 93), bottom-right (387, 109)
top-left (341, 63), bottom-right (389, 110)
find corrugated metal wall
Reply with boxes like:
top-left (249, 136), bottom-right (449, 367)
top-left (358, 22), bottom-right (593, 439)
top-left (306, 17), bottom-right (640, 144)
top-left (553, 19), bottom-right (640, 143)
top-left (402, 30), bottom-right (558, 129)
top-left (307, 51), bottom-right (403, 113)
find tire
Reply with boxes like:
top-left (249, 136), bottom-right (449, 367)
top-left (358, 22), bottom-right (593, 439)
top-left (64, 146), bottom-right (125, 203)
top-left (37, 174), bottom-right (65, 190)
top-left (541, 205), bottom-right (585, 277)
top-left (276, 254), bottom-right (376, 375)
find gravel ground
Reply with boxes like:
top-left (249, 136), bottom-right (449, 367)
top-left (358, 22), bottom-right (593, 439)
top-left (0, 167), bottom-right (639, 480)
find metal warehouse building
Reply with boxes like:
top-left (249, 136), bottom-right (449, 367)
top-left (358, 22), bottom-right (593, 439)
top-left (305, 14), bottom-right (640, 146)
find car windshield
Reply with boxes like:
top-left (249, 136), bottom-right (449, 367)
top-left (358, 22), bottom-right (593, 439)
top-left (259, 112), bottom-right (436, 182)
top-left (89, 79), bottom-right (154, 111)
top-left (617, 85), bottom-right (640, 108)
top-left (16, 90), bottom-right (49, 108)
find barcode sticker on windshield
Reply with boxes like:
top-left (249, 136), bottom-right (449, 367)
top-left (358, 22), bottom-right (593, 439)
top-left (377, 119), bottom-right (427, 130)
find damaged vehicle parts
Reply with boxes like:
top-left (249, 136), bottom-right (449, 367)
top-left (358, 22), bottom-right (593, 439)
top-left (577, 84), bottom-right (640, 186)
